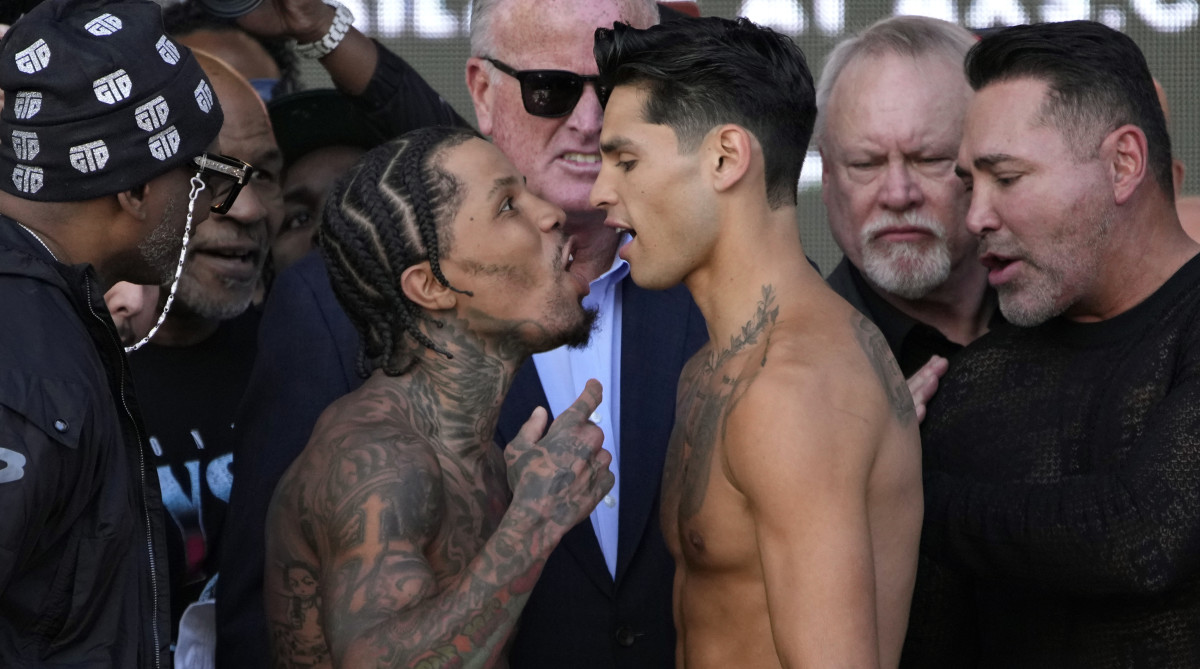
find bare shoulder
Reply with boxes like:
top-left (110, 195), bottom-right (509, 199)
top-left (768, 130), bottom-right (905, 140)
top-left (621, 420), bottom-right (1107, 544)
top-left (785, 296), bottom-right (916, 428)
top-left (721, 306), bottom-right (916, 485)
top-left (271, 385), bottom-right (448, 558)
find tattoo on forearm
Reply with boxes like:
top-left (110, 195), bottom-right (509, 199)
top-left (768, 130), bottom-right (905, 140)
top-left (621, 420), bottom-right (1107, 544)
top-left (267, 307), bottom-right (594, 668)
top-left (851, 313), bottom-right (915, 425)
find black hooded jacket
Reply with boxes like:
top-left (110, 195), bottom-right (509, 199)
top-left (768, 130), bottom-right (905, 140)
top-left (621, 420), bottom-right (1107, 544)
top-left (0, 216), bottom-right (171, 668)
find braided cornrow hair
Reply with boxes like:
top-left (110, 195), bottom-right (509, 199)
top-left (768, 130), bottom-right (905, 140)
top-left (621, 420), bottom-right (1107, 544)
top-left (319, 126), bottom-right (481, 377)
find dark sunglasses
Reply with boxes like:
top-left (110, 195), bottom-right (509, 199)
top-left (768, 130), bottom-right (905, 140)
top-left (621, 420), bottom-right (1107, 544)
top-left (192, 153), bottom-right (254, 214)
top-left (485, 57), bottom-right (609, 118)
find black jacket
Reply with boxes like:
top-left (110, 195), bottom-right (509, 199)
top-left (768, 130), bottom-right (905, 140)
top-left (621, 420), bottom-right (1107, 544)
top-left (0, 216), bottom-right (171, 668)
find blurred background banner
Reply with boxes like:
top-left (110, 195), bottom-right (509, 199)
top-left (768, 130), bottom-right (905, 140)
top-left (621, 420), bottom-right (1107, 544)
top-left (19, 0), bottom-right (1185, 272)
top-left (330, 0), bottom-right (1192, 272)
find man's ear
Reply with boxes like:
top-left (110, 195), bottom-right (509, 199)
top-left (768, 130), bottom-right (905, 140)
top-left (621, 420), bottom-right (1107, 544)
top-left (1173, 158), bottom-right (1185, 199)
top-left (708, 124), bottom-right (754, 194)
top-left (1105, 124), bottom-right (1149, 205)
top-left (466, 57), bottom-right (495, 137)
top-left (401, 261), bottom-right (459, 311)
top-left (115, 182), bottom-right (151, 221)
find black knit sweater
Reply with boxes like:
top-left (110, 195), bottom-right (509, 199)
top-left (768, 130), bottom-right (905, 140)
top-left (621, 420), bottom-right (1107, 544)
top-left (908, 252), bottom-right (1200, 668)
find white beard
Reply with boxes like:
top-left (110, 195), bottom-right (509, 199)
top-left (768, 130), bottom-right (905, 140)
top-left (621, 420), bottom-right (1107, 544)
top-left (859, 211), bottom-right (953, 300)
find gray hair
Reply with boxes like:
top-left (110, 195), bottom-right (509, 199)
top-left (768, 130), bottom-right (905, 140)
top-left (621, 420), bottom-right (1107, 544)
top-left (814, 15), bottom-right (976, 146)
top-left (469, 0), bottom-right (659, 59)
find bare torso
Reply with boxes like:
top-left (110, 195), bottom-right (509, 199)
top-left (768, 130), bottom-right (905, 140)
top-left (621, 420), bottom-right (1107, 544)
top-left (265, 376), bottom-right (510, 668)
top-left (661, 282), bottom-right (923, 669)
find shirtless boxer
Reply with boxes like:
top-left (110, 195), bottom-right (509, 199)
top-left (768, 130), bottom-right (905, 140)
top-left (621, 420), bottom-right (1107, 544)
top-left (591, 18), bottom-right (923, 668)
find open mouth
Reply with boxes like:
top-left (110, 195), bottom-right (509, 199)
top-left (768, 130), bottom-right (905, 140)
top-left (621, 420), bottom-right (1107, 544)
top-left (192, 245), bottom-right (263, 282)
top-left (562, 237), bottom-right (576, 271)
top-left (561, 152), bottom-right (600, 165)
top-left (605, 218), bottom-right (635, 239)
top-left (199, 248), bottom-right (259, 263)
top-left (980, 252), bottom-right (1021, 284)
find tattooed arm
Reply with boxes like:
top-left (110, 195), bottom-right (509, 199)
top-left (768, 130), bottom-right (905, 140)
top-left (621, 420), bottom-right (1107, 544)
top-left (267, 381), bottom-right (613, 669)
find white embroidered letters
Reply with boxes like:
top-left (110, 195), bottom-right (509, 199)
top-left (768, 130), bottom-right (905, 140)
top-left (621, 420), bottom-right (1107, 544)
top-left (12, 92), bottom-right (42, 120)
top-left (194, 80), bottom-right (214, 113)
top-left (148, 126), bottom-right (181, 161)
top-left (93, 69), bottom-right (133, 105)
top-left (156, 35), bottom-right (181, 65)
top-left (134, 96), bottom-right (170, 132)
top-left (85, 13), bottom-right (124, 36)
top-left (70, 140), bottom-right (110, 173)
top-left (15, 39), bottom-right (50, 74)
top-left (11, 131), bottom-right (39, 161)
top-left (12, 165), bottom-right (43, 194)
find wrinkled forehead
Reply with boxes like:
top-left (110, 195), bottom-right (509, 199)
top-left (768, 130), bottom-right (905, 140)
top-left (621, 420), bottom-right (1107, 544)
top-left (491, 0), bottom-right (646, 68)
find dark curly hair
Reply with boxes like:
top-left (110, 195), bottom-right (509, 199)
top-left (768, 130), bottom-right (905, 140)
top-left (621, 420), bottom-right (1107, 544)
top-left (965, 21), bottom-right (1173, 197)
top-left (594, 16), bottom-right (816, 210)
top-left (319, 126), bottom-right (482, 377)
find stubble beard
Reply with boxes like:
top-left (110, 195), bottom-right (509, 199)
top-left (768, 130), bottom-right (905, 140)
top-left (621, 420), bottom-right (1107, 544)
top-left (138, 193), bottom-right (185, 285)
top-left (175, 271), bottom-right (256, 321)
top-left (992, 203), bottom-right (1113, 327)
top-left (859, 211), bottom-right (953, 300)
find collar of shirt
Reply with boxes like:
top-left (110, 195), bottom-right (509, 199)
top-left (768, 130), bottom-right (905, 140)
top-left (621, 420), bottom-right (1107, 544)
top-left (532, 249), bottom-right (628, 579)
top-left (845, 261), bottom-right (1003, 376)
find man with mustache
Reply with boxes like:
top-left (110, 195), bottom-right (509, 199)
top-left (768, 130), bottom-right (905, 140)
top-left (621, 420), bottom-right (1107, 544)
top-left (0, 0), bottom-right (230, 663)
top-left (265, 126), bottom-right (611, 667)
top-left (220, 0), bottom-right (707, 667)
top-left (125, 51), bottom-right (282, 645)
top-left (817, 16), bottom-right (998, 403)
top-left (916, 20), bottom-right (1200, 665)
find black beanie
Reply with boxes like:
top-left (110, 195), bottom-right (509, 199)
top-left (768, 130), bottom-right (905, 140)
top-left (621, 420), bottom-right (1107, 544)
top-left (0, 0), bottom-right (224, 202)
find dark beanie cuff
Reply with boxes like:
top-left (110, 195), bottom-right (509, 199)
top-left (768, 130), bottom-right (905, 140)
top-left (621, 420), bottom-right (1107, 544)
top-left (0, 0), bottom-right (224, 201)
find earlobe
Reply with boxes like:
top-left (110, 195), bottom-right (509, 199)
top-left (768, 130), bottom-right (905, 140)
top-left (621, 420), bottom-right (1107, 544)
top-left (711, 125), bottom-right (753, 194)
top-left (116, 183), bottom-right (150, 221)
top-left (401, 261), bottom-right (459, 312)
top-left (1108, 124), bottom-right (1148, 205)
top-left (466, 58), bottom-right (495, 137)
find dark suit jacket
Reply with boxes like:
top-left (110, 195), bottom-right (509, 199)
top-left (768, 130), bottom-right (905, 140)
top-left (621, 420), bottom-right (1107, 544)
top-left (217, 250), bottom-right (707, 668)
top-left (500, 276), bottom-right (708, 668)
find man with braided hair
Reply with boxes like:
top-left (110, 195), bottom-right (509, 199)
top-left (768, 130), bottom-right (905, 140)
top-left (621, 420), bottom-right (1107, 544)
top-left (222, 0), bottom-right (706, 665)
top-left (265, 126), bottom-right (613, 668)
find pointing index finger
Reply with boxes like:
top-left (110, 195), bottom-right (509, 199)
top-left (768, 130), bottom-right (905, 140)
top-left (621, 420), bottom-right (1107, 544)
top-left (564, 379), bottom-right (603, 422)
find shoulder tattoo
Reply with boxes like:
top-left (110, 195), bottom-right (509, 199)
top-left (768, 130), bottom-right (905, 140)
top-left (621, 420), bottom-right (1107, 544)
top-left (851, 313), bottom-right (916, 425)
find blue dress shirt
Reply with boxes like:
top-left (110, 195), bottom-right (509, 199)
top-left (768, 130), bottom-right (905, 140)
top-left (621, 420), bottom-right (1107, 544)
top-left (532, 252), bottom-right (629, 578)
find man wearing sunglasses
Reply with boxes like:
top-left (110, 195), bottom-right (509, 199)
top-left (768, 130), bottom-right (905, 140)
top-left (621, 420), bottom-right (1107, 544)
top-left (465, 2), bottom-right (708, 667)
top-left (0, 0), bottom-right (235, 665)
top-left (124, 51), bottom-right (283, 653)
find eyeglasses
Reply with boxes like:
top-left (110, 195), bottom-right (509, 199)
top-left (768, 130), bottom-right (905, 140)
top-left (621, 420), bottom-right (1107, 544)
top-left (484, 57), bottom-right (609, 118)
top-left (192, 153), bottom-right (255, 214)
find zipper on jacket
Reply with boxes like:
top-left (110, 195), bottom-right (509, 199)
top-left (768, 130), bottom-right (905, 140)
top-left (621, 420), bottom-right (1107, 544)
top-left (84, 279), bottom-right (162, 669)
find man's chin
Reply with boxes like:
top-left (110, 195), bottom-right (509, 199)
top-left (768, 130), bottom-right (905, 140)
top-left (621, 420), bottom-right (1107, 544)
top-left (521, 303), bottom-right (598, 353)
top-left (561, 306), bottom-right (600, 350)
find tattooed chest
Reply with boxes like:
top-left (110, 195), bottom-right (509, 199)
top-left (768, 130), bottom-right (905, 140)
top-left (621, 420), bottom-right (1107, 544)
top-left (427, 468), bottom-right (510, 578)
top-left (663, 371), bottom-right (735, 524)
top-left (663, 285), bottom-right (778, 545)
